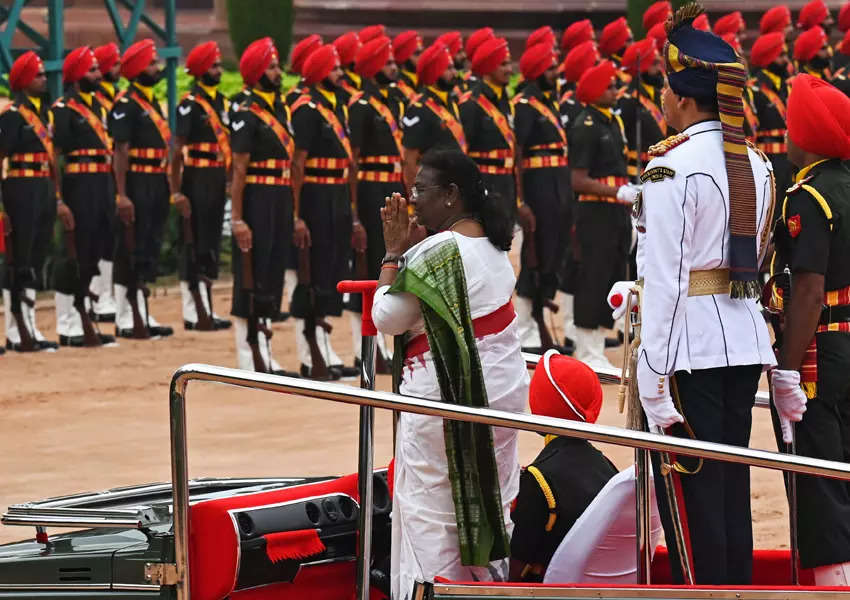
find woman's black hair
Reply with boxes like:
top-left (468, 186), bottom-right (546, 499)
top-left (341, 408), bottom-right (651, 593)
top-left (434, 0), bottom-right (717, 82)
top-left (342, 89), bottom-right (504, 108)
top-left (419, 147), bottom-right (515, 251)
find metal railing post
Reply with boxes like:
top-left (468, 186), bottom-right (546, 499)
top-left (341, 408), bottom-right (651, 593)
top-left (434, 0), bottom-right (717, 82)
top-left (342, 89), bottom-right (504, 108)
top-left (169, 377), bottom-right (191, 600)
top-left (357, 334), bottom-right (376, 600)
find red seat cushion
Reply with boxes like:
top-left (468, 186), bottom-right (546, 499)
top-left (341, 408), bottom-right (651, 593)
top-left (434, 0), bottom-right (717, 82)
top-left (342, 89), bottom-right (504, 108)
top-left (189, 473), bottom-right (359, 600)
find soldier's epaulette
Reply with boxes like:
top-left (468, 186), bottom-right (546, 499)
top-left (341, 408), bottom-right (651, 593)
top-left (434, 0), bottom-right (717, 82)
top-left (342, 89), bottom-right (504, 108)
top-left (745, 139), bottom-right (770, 164)
top-left (786, 174), bottom-right (814, 195)
top-left (648, 133), bottom-right (691, 157)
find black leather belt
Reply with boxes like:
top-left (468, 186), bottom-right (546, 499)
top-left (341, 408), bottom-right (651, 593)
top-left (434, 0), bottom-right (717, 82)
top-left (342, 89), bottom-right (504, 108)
top-left (820, 304), bottom-right (850, 325)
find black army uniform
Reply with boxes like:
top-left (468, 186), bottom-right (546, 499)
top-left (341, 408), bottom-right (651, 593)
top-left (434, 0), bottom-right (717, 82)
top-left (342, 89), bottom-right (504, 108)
top-left (395, 68), bottom-right (419, 105)
top-left (557, 84), bottom-right (583, 131)
top-left (510, 436), bottom-right (618, 581)
top-left (349, 79), bottom-right (405, 280)
top-left (229, 88), bottom-right (295, 371)
top-left (285, 80), bottom-right (308, 107)
top-left (52, 90), bottom-right (116, 346)
top-left (175, 82), bottom-right (232, 330)
top-left (0, 93), bottom-right (58, 351)
top-left (110, 81), bottom-right (173, 338)
top-left (95, 80), bottom-right (118, 113)
top-left (402, 85), bottom-right (467, 155)
top-left (291, 85), bottom-right (354, 372)
top-left (338, 69), bottom-right (362, 105)
top-left (460, 79), bottom-right (517, 215)
top-left (618, 81), bottom-right (666, 181)
top-left (513, 81), bottom-right (571, 348)
top-left (751, 69), bottom-right (793, 195)
top-left (568, 104), bottom-right (630, 333)
top-left (773, 158), bottom-right (850, 571)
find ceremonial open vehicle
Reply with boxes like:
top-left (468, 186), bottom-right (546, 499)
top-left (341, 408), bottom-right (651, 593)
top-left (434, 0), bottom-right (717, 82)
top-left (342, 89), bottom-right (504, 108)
top-left (2, 284), bottom-right (850, 600)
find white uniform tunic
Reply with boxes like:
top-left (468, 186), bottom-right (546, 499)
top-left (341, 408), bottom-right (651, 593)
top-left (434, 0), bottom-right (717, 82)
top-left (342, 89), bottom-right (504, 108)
top-left (372, 231), bottom-right (529, 600)
top-left (635, 120), bottom-right (776, 399)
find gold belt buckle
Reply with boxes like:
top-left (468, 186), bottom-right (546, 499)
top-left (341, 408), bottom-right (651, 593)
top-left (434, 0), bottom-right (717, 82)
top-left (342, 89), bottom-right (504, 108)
top-left (504, 157), bottom-right (515, 168)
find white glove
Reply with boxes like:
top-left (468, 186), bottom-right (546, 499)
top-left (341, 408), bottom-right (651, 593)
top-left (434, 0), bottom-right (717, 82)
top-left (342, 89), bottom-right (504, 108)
top-left (641, 388), bottom-right (685, 430)
top-left (616, 183), bottom-right (641, 205)
top-left (607, 280), bottom-right (636, 321)
top-left (771, 368), bottom-right (808, 444)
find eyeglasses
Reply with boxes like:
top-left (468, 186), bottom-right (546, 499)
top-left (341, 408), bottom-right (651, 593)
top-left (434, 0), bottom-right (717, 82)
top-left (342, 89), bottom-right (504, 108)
top-left (410, 184), bottom-right (442, 201)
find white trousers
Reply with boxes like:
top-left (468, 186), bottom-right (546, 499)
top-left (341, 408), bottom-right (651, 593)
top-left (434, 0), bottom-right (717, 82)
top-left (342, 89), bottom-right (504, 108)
top-left (114, 284), bottom-right (160, 330)
top-left (89, 259), bottom-right (116, 317)
top-left (294, 318), bottom-right (343, 368)
top-left (3, 288), bottom-right (46, 344)
top-left (233, 317), bottom-right (281, 371)
top-left (513, 296), bottom-right (542, 348)
top-left (55, 292), bottom-right (83, 337)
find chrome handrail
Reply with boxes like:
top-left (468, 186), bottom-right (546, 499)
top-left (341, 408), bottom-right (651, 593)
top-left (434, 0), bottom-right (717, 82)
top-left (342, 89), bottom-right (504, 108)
top-left (168, 363), bottom-right (850, 599)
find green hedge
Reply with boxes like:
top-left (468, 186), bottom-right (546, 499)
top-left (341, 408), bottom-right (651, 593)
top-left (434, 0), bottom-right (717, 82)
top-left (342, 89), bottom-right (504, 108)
top-left (227, 0), bottom-right (295, 64)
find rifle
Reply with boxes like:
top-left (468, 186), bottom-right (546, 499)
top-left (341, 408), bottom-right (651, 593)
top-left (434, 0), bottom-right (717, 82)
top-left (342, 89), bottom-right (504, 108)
top-left (2, 214), bottom-right (36, 351)
top-left (182, 215), bottom-right (214, 331)
top-left (522, 226), bottom-right (559, 350)
top-left (64, 230), bottom-right (102, 347)
top-left (122, 222), bottom-right (150, 339)
top-left (240, 249), bottom-right (272, 373)
top-left (297, 246), bottom-right (332, 380)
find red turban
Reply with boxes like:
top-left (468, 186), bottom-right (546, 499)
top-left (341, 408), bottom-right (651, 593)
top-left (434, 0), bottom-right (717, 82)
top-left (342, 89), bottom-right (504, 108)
top-left (417, 41), bottom-right (451, 86)
top-left (621, 38), bottom-right (658, 75)
top-left (63, 46), bottom-right (95, 84)
top-left (794, 25), bottom-right (827, 61)
top-left (436, 31), bottom-right (463, 57)
top-left (576, 59), bottom-right (616, 104)
top-left (841, 29), bottom-right (850, 56)
top-left (519, 42), bottom-right (556, 81)
top-left (529, 350), bottom-right (603, 423)
top-left (647, 22), bottom-right (667, 49)
top-left (749, 33), bottom-right (786, 67)
top-left (788, 73), bottom-right (850, 159)
top-left (643, 1), bottom-right (672, 33)
top-left (599, 17), bottom-right (631, 56)
top-left (798, 0), bottom-right (829, 29)
top-left (561, 40), bottom-right (598, 83)
top-left (333, 32), bottom-right (361, 66)
top-left (302, 44), bottom-right (339, 85)
top-left (561, 19), bottom-right (594, 53)
top-left (240, 37), bottom-right (278, 86)
top-left (526, 26), bottom-right (556, 51)
top-left (722, 33), bottom-right (743, 54)
top-left (471, 37), bottom-right (509, 76)
top-left (354, 35), bottom-right (391, 79)
top-left (94, 42), bottom-right (120, 75)
top-left (9, 51), bottom-right (42, 91)
top-left (185, 41), bottom-right (220, 77)
top-left (713, 11), bottom-right (744, 36)
top-left (359, 25), bottom-right (385, 44)
top-left (840, 2), bottom-right (850, 32)
top-left (692, 13), bottom-right (711, 32)
top-left (393, 30), bottom-right (422, 64)
top-left (121, 39), bottom-right (156, 80)
top-left (291, 34), bottom-right (322, 75)
top-left (760, 6), bottom-right (791, 34)
top-left (466, 27), bottom-right (495, 59)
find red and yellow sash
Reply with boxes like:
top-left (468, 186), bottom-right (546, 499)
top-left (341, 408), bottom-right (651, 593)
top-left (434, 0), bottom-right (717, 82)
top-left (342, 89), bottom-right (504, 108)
top-left (423, 97), bottom-right (467, 152)
top-left (247, 102), bottom-right (295, 159)
top-left (526, 96), bottom-right (566, 145)
top-left (312, 101), bottom-right (352, 159)
top-left (95, 90), bottom-right (114, 112)
top-left (558, 89), bottom-right (574, 105)
top-left (339, 80), bottom-right (359, 98)
top-left (473, 95), bottom-right (514, 152)
top-left (16, 105), bottom-right (54, 164)
top-left (367, 95), bottom-right (403, 155)
top-left (130, 90), bottom-right (171, 147)
top-left (65, 97), bottom-right (111, 151)
top-left (758, 84), bottom-right (787, 121)
top-left (183, 92), bottom-right (232, 170)
top-left (396, 80), bottom-right (417, 102)
top-left (638, 93), bottom-right (667, 136)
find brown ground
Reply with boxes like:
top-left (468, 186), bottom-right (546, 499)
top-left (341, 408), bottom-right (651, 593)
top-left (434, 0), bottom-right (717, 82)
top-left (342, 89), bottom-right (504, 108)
top-left (0, 279), bottom-right (788, 548)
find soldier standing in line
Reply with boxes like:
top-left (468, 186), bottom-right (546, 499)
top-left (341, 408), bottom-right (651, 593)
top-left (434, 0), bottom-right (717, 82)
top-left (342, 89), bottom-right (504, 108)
top-left (109, 39), bottom-right (174, 339)
top-left (435, 31), bottom-right (466, 88)
top-left (229, 37), bottom-right (297, 374)
top-left (797, 0), bottom-right (833, 32)
top-left (598, 17), bottom-right (633, 88)
top-left (171, 41), bottom-right (233, 332)
top-left (560, 20), bottom-right (595, 56)
top-left (643, 1), bottom-right (672, 34)
top-left (347, 35), bottom-right (402, 365)
top-left (569, 61), bottom-right (637, 369)
top-left (512, 43), bottom-right (571, 352)
top-left (794, 26), bottom-right (850, 97)
top-left (759, 5), bottom-right (792, 37)
top-left (285, 35), bottom-right (323, 107)
top-left (51, 46), bottom-right (117, 347)
top-left (772, 73), bottom-right (850, 587)
top-left (0, 52), bottom-right (66, 352)
top-left (401, 42), bottom-right (467, 190)
top-left (87, 42), bottom-right (122, 324)
top-left (333, 31), bottom-right (363, 102)
top-left (392, 30), bottom-right (424, 104)
top-left (749, 32), bottom-right (794, 200)
top-left (291, 44), bottom-right (360, 379)
top-left (462, 27), bottom-right (496, 92)
top-left (559, 41), bottom-right (599, 131)
top-left (461, 37), bottom-right (523, 222)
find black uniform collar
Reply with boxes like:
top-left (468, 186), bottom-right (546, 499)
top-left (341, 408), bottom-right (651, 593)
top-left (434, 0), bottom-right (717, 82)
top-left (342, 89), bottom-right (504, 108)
top-left (250, 88), bottom-right (278, 112)
top-left (192, 82), bottom-right (217, 103)
top-left (423, 85), bottom-right (453, 108)
top-left (15, 92), bottom-right (46, 116)
top-left (360, 78), bottom-right (382, 99)
top-left (586, 103), bottom-right (614, 123)
top-left (309, 85), bottom-right (339, 110)
top-left (755, 69), bottom-right (785, 93)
